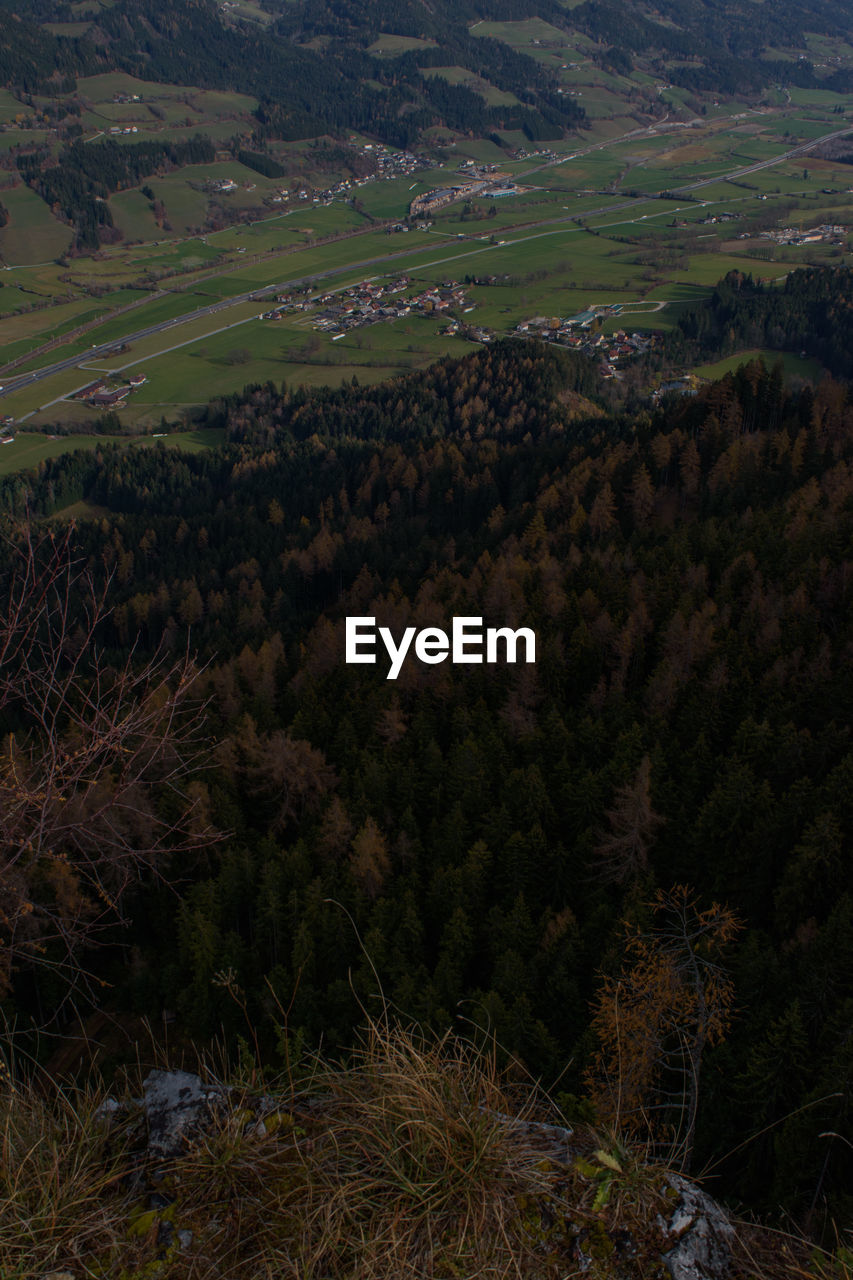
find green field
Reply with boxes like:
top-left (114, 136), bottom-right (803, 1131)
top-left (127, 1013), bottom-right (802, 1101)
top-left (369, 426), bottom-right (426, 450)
top-left (0, 427), bottom-right (226, 476)
top-left (425, 67), bottom-right (521, 107)
top-left (0, 46), bottom-right (850, 470)
top-left (368, 34), bottom-right (438, 54)
top-left (0, 89), bottom-right (23, 123)
top-left (128, 308), bottom-right (473, 403)
top-left (692, 348), bottom-right (823, 380)
top-left (470, 18), bottom-right (572, 49)
top-left (1, 186), bottom-right (73, 266)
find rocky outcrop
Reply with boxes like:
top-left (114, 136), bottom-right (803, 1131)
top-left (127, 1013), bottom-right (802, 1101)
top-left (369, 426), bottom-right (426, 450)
top-left (142, 1068), bottom-right (226, 1159)
top-left (660, 1173), bottom-right (736, 1280)
top-left (132, 1070), bottom-right (735, 1280)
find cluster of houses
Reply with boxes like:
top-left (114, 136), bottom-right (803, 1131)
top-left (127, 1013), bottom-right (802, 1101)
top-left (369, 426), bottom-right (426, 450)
top-left (370, 146), bottom-right (430, 178)
top-left (517, 310), bottom-right (657, 376)
top-left (71, 374), bottom-right (147, 409)
top-left (410, 182), bottom-right (486, 217)
top-left (699, 210), bottom-right (739, 225)
top-left (108, 125), bottom-right (139, 135)
top-left (441, 319), bottom-right (494, 344)
top-left (387, 221), bottom-right (434, 233)
top-left (257, 292), bottom-right (315, 321)
top-left (268, 187), bottom-right (311, 205)
top-left (409, 175), bottom-right (524, 217)
top-left (303, 278), bottom-right (470, 337)
top-left (335, 141), bottom-right (431, 179)
top-left (0, 415), bottom-right (15, 444)
top-left (265, 148), bottom-right (431, 209)
top-left (206, 177), bottom-right (239, 194)
top-left (457, 161), bottom-right (500, 178)
top-left (509, 146), bottom-right (558, 162)
top-left (759, 223), bottom-right (847, 246)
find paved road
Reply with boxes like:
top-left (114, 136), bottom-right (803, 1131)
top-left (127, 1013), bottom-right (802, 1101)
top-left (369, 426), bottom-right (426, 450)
top-left (2, 122), bottom-right (849, 407)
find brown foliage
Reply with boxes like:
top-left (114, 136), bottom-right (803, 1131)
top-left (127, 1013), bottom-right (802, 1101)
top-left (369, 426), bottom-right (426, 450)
top-left (586, 885), bottom-right (741, 1170)
top-left (234, 716), bottom-right (337, 835)
top-left (0, 526), bottom-right (220, 1003)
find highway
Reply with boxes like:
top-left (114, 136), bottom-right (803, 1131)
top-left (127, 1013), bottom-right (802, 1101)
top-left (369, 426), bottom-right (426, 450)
top-left (1, 122), bottom-right (849, 408)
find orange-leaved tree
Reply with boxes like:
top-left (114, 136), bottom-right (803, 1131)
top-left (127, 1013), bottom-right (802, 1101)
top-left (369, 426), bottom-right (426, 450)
top-left (586, 884), bottom-right (742, 1171)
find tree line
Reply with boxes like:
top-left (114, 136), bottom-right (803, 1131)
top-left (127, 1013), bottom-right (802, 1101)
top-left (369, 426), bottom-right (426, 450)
top-left (665, 267), bottom-right (853, 380)
top-left (17, 134), bottom-right (215, 250)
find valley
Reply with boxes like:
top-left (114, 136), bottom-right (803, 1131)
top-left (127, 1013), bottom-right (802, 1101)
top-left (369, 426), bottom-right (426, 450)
top-left (2, 1), bottom-right (853, 463)
top-left (2, 2), bottom-right (853, 1255)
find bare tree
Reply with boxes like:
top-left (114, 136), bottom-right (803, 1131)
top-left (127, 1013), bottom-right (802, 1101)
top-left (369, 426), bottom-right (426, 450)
top-left (0, 523), bottom-right (220, 1006)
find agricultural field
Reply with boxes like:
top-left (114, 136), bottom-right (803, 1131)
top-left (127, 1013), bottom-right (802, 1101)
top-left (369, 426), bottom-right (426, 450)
top-left (1, 185), bottom-right (74, 266)
top-left (0, 88), bottom-right (23, 123)
top-left (424, 68), bottom-right (521, 108)
top-left (367, 34), bottom-right (438, 55)
top-left (469, 18), bottom-right (573, 50)
top-left (2, 28), bottom-right (852, 463)
top-left (692, 348), bottom-right (823, 380)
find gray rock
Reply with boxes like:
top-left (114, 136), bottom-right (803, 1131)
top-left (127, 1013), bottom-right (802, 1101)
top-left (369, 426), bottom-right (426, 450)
top-left (143, 1069), bottom-right (225, 1160)
top-left (660, 1172), bottom-right (735, 1280)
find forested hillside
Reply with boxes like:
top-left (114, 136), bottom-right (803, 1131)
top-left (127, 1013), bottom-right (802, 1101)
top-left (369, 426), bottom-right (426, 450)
top-left (669, 268), bottom-right (853, 380)
top-left (3, 338), bottom-right (852, 1231)
top-left (3, 0), bottom-right (851, 147)
top-left (0, 0), bottom-right (585, 147)
top-left (17, 135), bottom-right (215, 250)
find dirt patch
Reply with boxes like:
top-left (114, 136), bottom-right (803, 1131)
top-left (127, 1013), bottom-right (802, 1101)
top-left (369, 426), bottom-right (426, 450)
top-left (655, 143), bottom-right (714, 163)
top-left (793, 155), bottom-right (850, 171)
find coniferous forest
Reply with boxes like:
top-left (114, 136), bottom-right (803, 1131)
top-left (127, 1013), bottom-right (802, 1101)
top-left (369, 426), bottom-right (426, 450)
top-left (2, 319), bottom-right (852, 1238)
top-left (5, 0), bottom-right (853, 1257)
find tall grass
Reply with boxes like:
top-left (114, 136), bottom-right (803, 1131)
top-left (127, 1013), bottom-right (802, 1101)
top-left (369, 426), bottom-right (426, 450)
top-left (0, 1072), bottom-right (132, 1277)
top-left (161, 1018), bottom-right (560, 1279)
top-left (0, 1020), bottom-right (845, 1279)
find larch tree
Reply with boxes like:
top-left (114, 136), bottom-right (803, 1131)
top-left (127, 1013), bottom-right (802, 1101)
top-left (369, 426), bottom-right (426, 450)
top-left (586, 885), bottom-right (742, 1171)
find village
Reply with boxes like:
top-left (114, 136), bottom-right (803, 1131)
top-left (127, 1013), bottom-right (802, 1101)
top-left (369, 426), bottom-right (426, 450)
top-left (261, 145), bottom-right (432, 208)
top-left (409, 174), bottom-right (526, 218)
top-left (516, 306), bottom-right (658, 377)
top-left (261, 281), bottom-right (667, 362)
top-left (305, 278), bottom-right (472, 337)
top-left (198, 146), bottom-right (433, 210)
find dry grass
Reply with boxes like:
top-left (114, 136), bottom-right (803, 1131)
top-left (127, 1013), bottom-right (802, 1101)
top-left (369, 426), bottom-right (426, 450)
top-left (0, 1068), bottom-right (133, 1278)
top-left (731, 1221), bottom-right (853, 1280)
top-left (156, 1019), bottom-right (562, 1279)
top-left (0, 1023), bottom-right (847, 1280)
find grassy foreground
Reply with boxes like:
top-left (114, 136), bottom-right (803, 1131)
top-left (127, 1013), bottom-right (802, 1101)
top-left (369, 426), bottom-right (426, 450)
top-left (0, 1019), bottom-right (843, 1280)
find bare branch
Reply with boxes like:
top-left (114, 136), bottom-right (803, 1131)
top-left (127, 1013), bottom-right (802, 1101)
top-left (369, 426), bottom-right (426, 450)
top-left (0, 523), bottom-right (224, 1006)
